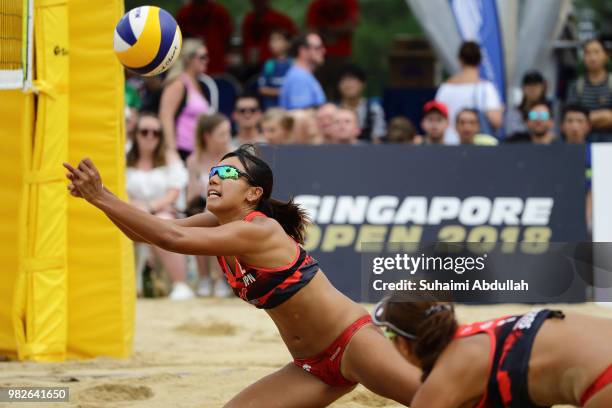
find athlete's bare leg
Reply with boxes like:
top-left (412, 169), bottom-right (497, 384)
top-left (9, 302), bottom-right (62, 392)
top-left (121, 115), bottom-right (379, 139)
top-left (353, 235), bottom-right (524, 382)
top-left (223, 363), bottom-right (354, 408)
top-left (341, 324), bottom-right (421, 406)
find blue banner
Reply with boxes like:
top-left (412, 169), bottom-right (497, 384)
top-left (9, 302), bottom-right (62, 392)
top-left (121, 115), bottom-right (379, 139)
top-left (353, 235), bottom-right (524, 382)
top-left (451, 0), bottom-right (506, 103)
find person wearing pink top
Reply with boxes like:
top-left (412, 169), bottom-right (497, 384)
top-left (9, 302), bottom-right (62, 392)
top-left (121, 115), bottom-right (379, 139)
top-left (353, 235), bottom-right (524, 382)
top-left (160, 39), bottom-right (211, 161)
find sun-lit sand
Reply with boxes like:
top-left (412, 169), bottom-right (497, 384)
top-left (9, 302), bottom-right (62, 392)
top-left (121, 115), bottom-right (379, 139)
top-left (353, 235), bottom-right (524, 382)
top-left (1, 299), bottom-right (610, 407)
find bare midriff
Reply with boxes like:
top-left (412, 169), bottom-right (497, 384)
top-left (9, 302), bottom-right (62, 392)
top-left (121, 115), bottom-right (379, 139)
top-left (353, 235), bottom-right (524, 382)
top-left (266, 269), bottom-right (369, 359)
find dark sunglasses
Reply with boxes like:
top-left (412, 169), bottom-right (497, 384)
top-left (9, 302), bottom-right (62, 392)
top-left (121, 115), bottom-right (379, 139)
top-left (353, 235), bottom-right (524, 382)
top-left (209, 165), bottom-right (254, 182)
top-left (237, 107), bottom-right (260, 115)
top-left (372, 299), bottom-right (417, 341)
top-left (138, 128), bottom-right (162, 138)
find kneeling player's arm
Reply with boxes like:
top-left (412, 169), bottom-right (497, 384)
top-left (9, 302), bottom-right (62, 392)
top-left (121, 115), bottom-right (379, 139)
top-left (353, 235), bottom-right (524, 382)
top-left (411, 383), bottom-right (451, 407)
top-left (410, 362), bottom-right (475, 408)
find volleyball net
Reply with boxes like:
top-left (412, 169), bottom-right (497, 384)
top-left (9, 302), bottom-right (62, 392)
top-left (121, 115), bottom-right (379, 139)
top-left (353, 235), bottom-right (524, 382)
top-left (0, 0), bottom-right (33, 90)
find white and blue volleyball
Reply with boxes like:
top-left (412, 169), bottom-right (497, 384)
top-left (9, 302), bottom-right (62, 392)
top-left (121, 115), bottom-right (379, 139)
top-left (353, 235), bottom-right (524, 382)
top-left (113, 6), bottom-right (182, 76)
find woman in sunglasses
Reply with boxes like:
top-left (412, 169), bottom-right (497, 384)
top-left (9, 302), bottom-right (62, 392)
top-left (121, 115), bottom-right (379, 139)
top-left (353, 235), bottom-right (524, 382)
top-left (372, 296), bottom-right (612, 407)
top-left (160, 38), bottom-right (211, 161)
top-left (186, 113), bottom-right (233, 298)
top-left (64, 144), bottom-right (420, 407)
top-left (125, 113), bottom-right (192, 300)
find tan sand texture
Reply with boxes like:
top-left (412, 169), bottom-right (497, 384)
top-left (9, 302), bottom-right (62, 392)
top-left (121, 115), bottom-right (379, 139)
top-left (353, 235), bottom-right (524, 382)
top-left (1, 299), bottom-right (610, 407)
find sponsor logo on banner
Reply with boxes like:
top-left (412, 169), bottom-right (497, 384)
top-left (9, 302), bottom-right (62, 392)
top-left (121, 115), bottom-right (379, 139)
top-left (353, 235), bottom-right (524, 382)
top-left (296, 195), bottom-right (553, 254)
top-left (260, 145), bottom-right (588, 302)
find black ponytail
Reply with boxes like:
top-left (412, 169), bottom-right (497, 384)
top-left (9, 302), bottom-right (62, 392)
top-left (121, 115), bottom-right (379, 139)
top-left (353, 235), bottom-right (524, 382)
top-left (222, 144), bottom-right (310, 244)
top-left (257, 197), bottom-right (309, 244)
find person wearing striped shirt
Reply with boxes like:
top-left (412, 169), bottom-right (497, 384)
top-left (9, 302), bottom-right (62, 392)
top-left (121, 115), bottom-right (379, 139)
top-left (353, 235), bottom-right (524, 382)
top-left (567, 39), bottom-right (612, 142)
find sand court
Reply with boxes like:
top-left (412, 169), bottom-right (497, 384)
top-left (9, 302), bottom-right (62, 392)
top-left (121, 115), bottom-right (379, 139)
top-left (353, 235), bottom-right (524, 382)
top-left (1, 299), bottom-right (609, 407)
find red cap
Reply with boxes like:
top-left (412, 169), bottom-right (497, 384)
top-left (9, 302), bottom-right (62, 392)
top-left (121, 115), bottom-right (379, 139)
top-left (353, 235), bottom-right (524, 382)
top-left (423, 100), bottom-right (449, 119)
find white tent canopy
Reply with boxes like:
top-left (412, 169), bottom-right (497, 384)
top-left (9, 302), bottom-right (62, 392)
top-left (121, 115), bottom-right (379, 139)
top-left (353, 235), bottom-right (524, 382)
top-left (406, 0), bottom-right (572, 105)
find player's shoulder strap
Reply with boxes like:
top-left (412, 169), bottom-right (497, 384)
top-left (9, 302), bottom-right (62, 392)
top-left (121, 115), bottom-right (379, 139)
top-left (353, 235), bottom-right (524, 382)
top-left (174, 77), bottom-right (188, 122)
top-left (174, 76), bottom-right (208, 122)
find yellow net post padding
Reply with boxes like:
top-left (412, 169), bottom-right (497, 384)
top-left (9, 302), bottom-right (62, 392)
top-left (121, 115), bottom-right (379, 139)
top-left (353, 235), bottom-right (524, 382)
top-left (66, 0), bottom-right (134, 359)
top-left (0, 0), bottom-right (133, 361)
top-left (12, 0), bottom-right (70, 362)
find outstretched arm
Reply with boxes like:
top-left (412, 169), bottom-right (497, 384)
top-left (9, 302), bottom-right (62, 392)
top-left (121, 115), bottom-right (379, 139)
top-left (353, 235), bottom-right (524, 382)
top-left (67, 173), bottom-right (220, 243)
top-left (107, 208), bottom-right (152, 243)
top-left (67, 174), bottom-right (151, 243)
top-left (411, 342), bottom-right (486, 408)
top-left (410, 380), bottom-right (461, 408)
top-left (99, 195), bottom-right (268, 256)
top-left (64, 159), bottom-right (267, 256)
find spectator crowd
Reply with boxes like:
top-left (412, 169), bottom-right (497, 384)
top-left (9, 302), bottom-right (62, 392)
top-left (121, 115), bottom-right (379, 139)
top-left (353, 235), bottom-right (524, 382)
top-left (123, 0), bottom-right (612, 300)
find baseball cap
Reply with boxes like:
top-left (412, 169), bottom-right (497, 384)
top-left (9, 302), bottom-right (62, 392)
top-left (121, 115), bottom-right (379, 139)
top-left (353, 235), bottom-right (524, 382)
top-left (423, 100), bottom-right (449, 119)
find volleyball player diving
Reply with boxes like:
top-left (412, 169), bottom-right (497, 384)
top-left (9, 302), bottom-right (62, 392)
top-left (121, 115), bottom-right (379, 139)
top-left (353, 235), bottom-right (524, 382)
top-left (372, 295), bottom-right (612, 408)
top-left (64, 145), bottom-right (420, 407)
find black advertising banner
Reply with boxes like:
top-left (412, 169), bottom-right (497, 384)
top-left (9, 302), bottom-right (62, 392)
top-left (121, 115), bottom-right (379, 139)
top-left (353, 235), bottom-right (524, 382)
top-left (260, 145), bottom-right (591, 303)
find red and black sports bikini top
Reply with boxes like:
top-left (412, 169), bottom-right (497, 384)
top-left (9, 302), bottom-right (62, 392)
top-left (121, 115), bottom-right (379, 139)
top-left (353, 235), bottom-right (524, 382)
top-left (454, 309), bottom-right (564, 408)
top-left (216, 211), bottom-right (319, 309)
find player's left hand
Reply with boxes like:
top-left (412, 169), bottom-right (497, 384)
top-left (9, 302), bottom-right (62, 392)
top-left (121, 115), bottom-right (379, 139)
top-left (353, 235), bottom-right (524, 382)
top-left (63, 158), bottom-right (105, 204)
top-left (65, 172), bottom-right (83, 199)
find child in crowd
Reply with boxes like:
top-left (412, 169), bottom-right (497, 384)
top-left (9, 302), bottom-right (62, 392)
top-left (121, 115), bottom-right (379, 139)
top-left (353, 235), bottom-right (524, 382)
top-left (257, 29), bottom-right (293, 110)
